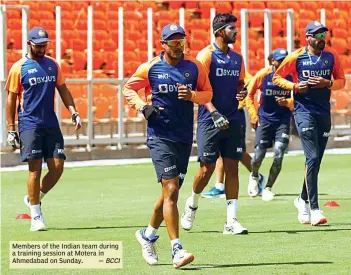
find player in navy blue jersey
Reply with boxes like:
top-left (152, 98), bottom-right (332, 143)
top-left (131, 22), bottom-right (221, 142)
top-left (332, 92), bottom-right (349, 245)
top-left (246, 49), bottom-right (294, 201)
top-left (6, 27), bottom-right (82, 232)
top-left (181, 13), bottom-right (251, 235)
top-left (273, 21), bottom-right (345, 226)
top-left (123, 24), bottom-right (212, 268)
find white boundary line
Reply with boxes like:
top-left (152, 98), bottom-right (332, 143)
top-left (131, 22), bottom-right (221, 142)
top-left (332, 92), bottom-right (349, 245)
top-left (1, 148), bottom-right (351, 172)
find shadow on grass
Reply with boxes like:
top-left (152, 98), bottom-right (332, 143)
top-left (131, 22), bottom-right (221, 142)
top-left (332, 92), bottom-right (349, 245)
top-left (189, 226), bottom-right (351, 235)
top-left (178, 261), bottom-right (333, 270)
top-left (275, 193), bottom-right (328, 197)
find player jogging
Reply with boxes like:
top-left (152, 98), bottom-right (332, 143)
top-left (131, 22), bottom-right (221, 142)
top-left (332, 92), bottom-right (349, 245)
top-left (246, 48), bottom-right (294, 201)
top-left (273, 21), bottom-right (345, 225)
top-left (181, 13), bottom-right (250, 235)
top-left (123, 24), bottom-right (212, 268)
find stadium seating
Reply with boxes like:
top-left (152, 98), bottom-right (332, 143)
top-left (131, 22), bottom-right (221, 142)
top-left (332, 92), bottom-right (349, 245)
top-left (3, 0), bottom-right (350, 120)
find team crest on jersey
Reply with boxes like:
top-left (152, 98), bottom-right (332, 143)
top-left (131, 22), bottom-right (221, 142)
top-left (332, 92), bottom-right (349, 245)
top-left (183, 70), bottom-right (191, 79)
top-left (29, 77), bottom-right (37, 86)
top-left (38, 30), bottom-right (45, 37)
top-left (48, 66), bottom-right (52, 71)
top-left (158, 84), bottom-right (168, 93)
top-left (324, 59), bottom-right (329, 65)
top-left (234, 60), bottom-right (238, 64)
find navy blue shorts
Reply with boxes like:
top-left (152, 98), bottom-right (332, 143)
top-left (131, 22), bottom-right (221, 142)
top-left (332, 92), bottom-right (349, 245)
top-left (147, 137), bottom-right (192, 187)
top-left (197, 120), bottom-right (243, 163)
top-left (255, 122), bottom-right (290, 149)
top-left (20, 127), bottom-right (66, 162)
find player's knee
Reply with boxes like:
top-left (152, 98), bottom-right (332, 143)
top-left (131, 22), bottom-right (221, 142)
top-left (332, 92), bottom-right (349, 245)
top-left (252, 147), bottom-right (266, 164)
top-left (274, 142), bottom-right (287, 159)
top-left (162, 180), bottom-right (179, 202)
top-left (273, 157), bottom-right (283, 171)
top-left (49, 165), bottom-right (64, 177)
top-left (306, 156), bottom-right (320, 168)
top-left (199, 163), bottom-right (216, 178)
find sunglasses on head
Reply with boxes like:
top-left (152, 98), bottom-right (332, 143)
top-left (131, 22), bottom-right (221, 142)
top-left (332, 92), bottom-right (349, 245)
top-left (307, 32), bottom-right (327, 39)
top-left (163, 39), bottom-right (186, 47)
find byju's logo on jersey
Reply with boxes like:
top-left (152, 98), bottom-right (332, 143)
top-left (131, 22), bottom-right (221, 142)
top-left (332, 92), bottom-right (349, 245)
top-left (158, 83), bottom-right (193, 94)
top-left (28, 76), bottom-right (56, 86)
top-left (266, 89), bottom-right (290, 96)
top-left (216, 68), bottom-right (240, 77)
top-left (301, 69), bottom-right (331, 79)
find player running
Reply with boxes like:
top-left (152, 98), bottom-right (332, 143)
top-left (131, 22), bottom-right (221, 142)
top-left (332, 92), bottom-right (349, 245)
top-left (246, 48), bottom-right (294, 201)
top-left (273, 21), bottom-right (345, 225)
top-left (181, 13), bottom-right (250, 235)
top-left (123, 24), bottom-right (212, 268)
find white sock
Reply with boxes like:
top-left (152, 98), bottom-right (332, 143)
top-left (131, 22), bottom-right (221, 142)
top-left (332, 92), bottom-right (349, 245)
top-left (187, 191), bottom-right (200, 208)
top-left (30, 204), bottom-right (41, 218)
top-left (144, 224), bottom-right (158, 240)
top-left (215, 182), bottom-right (225, 191)
top-left (226, 199), bottom-right (238, 224)
top-left (171, 238), bottom-right (182, 250)
top-left (40, 191), bottom-right (46, 201)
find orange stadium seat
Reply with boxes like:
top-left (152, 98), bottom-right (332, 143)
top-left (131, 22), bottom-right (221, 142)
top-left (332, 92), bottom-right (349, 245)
top-left (7, 30), bottom-right (22, 49)
top-left (136, 40), bottom-right (148, 51)
top-left (156, 10), bottom-right (177, 21)
top-left (332, 29), bottom-right (348, 39)
top-left (319, 2), bottom-right (335, 10)
top-left (7, 18), bottom-right (22, 30)
top-left (124, 39), bottom-right (136, 51)
top-left (38, 2), bottom-right (55, 12)
top-left (190, 19), bottom-right (209, 30)
top-left (75, 19), bottom-right (87, 30)
top-left (189, 39), bottom-right (207, 51)
top-left (29, 19), bottom-right (40, 29)
top-left (125, 31), bottom-right (145, 41)
top-left (29, 1), bottom-right (39, 11)
top-left (124, 11), bottom-right (143, 21)
top-left (91, 2), bottom-right (107, 12)
top-left (272, 37), bottom-right (287, 49)
top-left (71, 39), bottom-right (86, 51)
top-left (185, 2), bottom-right (198, 9)
top-left (93, 40), bottom-right (102, 51)
top-left (61, 11), bottom-right (76, 21)
top-left (250, 2), bottom-right (265, 9)
top-left (249, 13), bottom-right (264, 28)
top-left (299, 10), bottom-right (317, 21)
top-left (101, 40), bottom-right (117, 52)
top-left (56, 1), bottom-right (72, 11)
top-left (94, 30), bottom-right (109, 41)
top-left (107, 11), bottom-right (119, 21)
top-left (60, 60), bottom-right (72, 75)
top-left (233, 1), bottom-right (249, 10)
top-left (41, 11), bottom-right (55, 20)
top-left (266, 2), bottom-right (284, 9)
top-left (283, 2), bottom-right (301, 10)
top-left (108, 21), bottom-right (119, 32)
top-left (331, 38), bottom-right (349, 55)
top-left (40, 19), bottom-right (56, 31)
top-left (301, 2), bottom-right (319, 10)
top-left (169, 1), bottom-right (184, 9)
top-left (191, 30), bottom-right (209, 41)
top-left (72, 2), bottom-right (88, 11)
top-left (215, 2), bottom-right (233, 14)
top-left (94, 11), bottom-right (106, 21)
top-left (61, 19), bottom-right (74, 30)
top-left (6, 9), bottom-right (21, 19)
top-left (94, 20), bottom-right (108, 30)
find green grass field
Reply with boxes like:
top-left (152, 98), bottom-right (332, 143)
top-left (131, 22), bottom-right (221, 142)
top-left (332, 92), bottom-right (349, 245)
top-left (1, 154), bottom-right (351, 275)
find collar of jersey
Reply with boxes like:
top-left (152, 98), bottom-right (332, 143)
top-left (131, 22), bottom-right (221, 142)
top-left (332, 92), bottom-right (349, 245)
top-left (160, 51), bottom-right (184, 66)
top-left (213, 42), bottom-right (230, 55)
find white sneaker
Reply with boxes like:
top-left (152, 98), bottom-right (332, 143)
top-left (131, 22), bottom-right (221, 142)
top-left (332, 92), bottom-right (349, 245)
top-left (223, 219), bottom-right (248, 235)
top-left (135, 229), bottom-right (158, 265)
top-left (294, 197), bottom-right (311, 224)
top-left (181, 202), bottom-right (197, 231)
top-left (248, 173), bottom-right (259, 197)
top-left (310, 209), bottom-right (327, 226)
top-left (172, 244), bottom-right (194, 268)
top-left (30, 215), bottom-right (47, 231)
top-left (262, 188), bottom-right (275, 201)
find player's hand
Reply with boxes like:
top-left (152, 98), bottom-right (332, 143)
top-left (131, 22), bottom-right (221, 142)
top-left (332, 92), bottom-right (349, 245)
top-left (307, 76), bottom-right (330, 88)
top-left (177, 83), bottom-right (193, 101)
top-left (251, 117), bottom-right (258, 130)
top-left (71, 112), bottom-right (82, 131)
top-left (141, 105), bottom-right (164, 120)
top-left (211, 110), bottom-right (229, 130)
top-left (236, 87), bottom-right (248, 101)
top-left (294, 81), bottom-right (308, 93)
top-left (275, 96), bottom-right (288, 107)
top-left (7, 130), bottom-right (20, 149)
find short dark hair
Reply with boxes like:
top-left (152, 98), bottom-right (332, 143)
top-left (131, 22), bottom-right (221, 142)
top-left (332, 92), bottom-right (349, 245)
top-left (213, 13), bottom-right (237, 37)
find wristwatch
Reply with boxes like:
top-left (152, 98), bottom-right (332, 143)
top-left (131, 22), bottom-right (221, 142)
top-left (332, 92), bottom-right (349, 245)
top-left (328, 80), bottom-right (333, 88)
